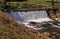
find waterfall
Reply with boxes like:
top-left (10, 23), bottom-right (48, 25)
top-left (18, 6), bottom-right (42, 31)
top-left (7, 10), bottom-right (52, 23)
top-left (7, 10), bottom-right (60, 30)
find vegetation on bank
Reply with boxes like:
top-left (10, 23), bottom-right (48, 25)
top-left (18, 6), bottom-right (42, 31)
top-left (6, 0), bottom-right (51, 9)
top-left (26, 0), bottom-right (51, 5)
top-left (0, 0), bottom-right (52, 9)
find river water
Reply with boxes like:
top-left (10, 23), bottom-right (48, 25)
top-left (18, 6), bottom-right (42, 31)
top-left (6, 10), bottom-right (60, 30)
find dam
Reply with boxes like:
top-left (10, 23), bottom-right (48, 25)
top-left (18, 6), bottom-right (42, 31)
top-left (6, 9), bottom-right (52, 23)
top-left (6, 9), bottom-right (60, 30)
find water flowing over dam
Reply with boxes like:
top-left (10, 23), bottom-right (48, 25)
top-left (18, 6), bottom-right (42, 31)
top-left (6, 9), bottom-right (60, 30)
top-left (7, 9), bottom-right (52, 23)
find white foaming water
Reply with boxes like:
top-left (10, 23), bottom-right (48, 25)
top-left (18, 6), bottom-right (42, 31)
top-left (18, 10), bottom-right (51, 22)
top-left (7, 10), bottom-right (50, 22)
top-left (28, 18), bottom-right (52, 23)
top-left (7, 10), bottom-right (53, 30)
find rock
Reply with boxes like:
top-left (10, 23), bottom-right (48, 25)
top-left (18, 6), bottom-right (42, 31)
top-left (29, 21), bottom-right (42, 28)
